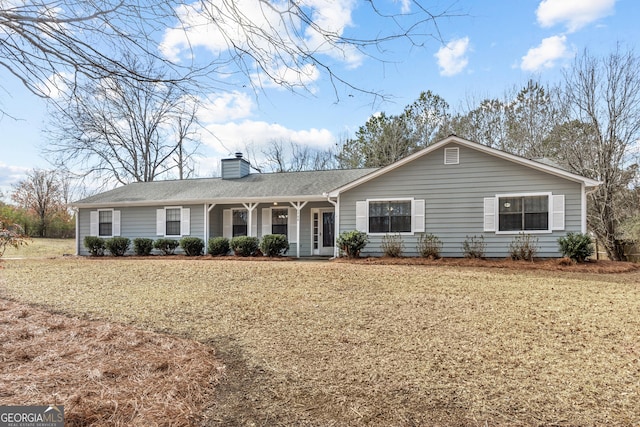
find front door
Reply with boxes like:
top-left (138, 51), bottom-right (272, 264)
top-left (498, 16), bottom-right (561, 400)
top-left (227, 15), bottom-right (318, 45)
top-left (312, 208), bottom-right (335, 256)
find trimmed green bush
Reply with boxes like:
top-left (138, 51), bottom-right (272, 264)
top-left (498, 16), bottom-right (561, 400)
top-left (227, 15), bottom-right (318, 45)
top-left (180, 237), bottom-right (204, 256)
top-left (381, 234), bottom-right (403, 257)
top-left (337, 230), bottom-right (369, 258)
top-left (153, 238), bottom-right (180, 255)
top-left (260, 234), bottom-right (289, 257)
top-left (84, 236), bottom-right (106, 257)
top-left (417, 233), bottom-right (442, 259)
top-left (133, 238), bottom-right (154, 256)
top-left (558, 232), bottom-right (594, 263)
top-left (230, 236), bottom-right (260, 257)
top-left (462, 235), bottom-right (486, 259)
top-left (105, 237), bottom-right (131, 257)
top-left (208, 237), bottom-right (230, 256)
top-left (509, 233), bottom-right (539, 261)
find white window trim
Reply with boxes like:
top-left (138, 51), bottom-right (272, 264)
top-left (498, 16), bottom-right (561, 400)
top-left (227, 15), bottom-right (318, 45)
top-left (494, 192), bottom-right (553, 235)
top-left (262, 206), bottom-right (297, 242)
top-left (94, 208), bottom-right (119, 238)
top-left (365, 198), bottom-right (417, 236)
top-left (232, 208), bottom-right (248, 237)
top-left (158, 206), bottom-right (190, 237)
top-left (164, 206), bottom-right (182, 237)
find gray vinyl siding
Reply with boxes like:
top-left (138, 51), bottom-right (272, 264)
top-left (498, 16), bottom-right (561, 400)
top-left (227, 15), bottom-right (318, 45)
top-left (339, 144), bottom-right (583, 258)
top-left (220, 158), bottom-right (250, 179)
top-left (77, 204), bottom-right (205, 256)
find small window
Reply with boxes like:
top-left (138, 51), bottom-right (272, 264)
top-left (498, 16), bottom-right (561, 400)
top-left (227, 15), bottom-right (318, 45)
top-left (166, 208), bottom-right (181, 236)
top-left (369, 201), bottom-right (411, 233)
top-left (98, 210), bottom-right (112, 237)
top-left (499, 195), bottom-right (548, 231)
top-left (272, 208), bottom-right (288, 236)
top-left (232, 209), bottom-right (248, 237)
top-left (444, 147), bottom-right (459, 165)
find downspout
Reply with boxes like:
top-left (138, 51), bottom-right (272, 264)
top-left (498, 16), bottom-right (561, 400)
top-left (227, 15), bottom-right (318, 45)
top-left (583, 184), bottom-right (599, 234)
top-left (73, 207), bottom-right (79, 256)
top-left (323, 193), bottom-right (339, 258)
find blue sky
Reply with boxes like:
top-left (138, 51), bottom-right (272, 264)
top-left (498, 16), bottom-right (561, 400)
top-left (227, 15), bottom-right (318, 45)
top-left (0, 0), bottom-right (636, 199)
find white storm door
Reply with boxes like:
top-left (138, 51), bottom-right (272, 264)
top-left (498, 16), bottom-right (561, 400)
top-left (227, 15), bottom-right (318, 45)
top-left (312, 208), bottom-right (335, 256)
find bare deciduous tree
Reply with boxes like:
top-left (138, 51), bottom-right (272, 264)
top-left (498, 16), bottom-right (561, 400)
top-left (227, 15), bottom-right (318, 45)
top-left (11, 169), bottom-right (67, 237)
top-left (1, 0), bottom-right (456, 110)
top-left (560, 46), bottom-right (640, 260)
top-left (248, 140), bottom-right (336, 173)
top-left (46, 58), bottom-right (202, 185)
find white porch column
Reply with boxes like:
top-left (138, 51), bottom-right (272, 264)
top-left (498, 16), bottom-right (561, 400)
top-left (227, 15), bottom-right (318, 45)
top-left (325, 196), bottom-right (339, 258)
top-left (289, 201), bottom-right (308, 258)
top-left (204, 203), bottom-right (215, 254)
top-left (242, 202), bottom-right (259, 237)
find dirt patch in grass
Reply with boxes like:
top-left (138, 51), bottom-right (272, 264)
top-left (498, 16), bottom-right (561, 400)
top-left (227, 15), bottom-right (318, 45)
top-left (1, 258), bottom-right (640, 425)
top-left (0, 298), bottom-right (223, 426)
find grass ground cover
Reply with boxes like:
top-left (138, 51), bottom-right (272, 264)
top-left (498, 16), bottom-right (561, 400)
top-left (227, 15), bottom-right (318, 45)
top-left (2, 238), bottom-right (75, 258)
top-left (1, 257), bottom-right (639, 425)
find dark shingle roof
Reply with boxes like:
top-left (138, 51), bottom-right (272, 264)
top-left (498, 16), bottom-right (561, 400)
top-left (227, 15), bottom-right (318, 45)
top-left (72, 168), bottom-right (377, 207)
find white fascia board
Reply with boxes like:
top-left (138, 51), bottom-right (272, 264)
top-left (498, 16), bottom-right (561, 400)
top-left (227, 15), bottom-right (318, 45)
top-left (71, 195), bottom-right (327, 209)
top-left (328, 135), bottom-right (601, 197)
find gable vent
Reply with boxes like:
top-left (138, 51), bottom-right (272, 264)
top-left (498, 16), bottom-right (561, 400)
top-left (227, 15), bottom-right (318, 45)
top-left (444, 147), bottom-right (459, 165)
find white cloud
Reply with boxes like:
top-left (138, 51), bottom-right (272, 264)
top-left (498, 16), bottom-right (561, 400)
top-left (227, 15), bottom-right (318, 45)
top-left (0, 163), bottom-right (30, 199)
top-left (198, 91), bottom-right (254, 123)
top-left (160, 0), bottom-right (361, 87)
top-left (520, 35), bottom-right (572, 71)
top-left (434, 37), bottom-right (470, 77)
top-left (37, 72), bottom-right (71, 99)
top-left (201, 120), bottom-right (334, 158)
top-left (396, 0), bottom-right (411, 14)
top-left (536, 0), bottom-right (615, 32)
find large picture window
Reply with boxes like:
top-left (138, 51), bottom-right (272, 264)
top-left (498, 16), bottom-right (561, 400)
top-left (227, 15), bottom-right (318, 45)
top-left (272, 208), bottom-right (288, 236)
top-left (368, 201), bottom-right (411, 233)
top-left (98, 210), bottom-right (113, 236)
top-left (232, 209), bottom-right (248, 237)
top-left (499, 195), bottom-right (548, 231)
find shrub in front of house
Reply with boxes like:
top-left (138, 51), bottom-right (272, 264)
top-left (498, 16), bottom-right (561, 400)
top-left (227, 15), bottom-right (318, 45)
top-left (133, 238), bottom-right (154, 256)
top-left (337, 230), bottom-right (369, 258)
top-left (105, 237), bottom-right (131, 257)
top-left (260, 234), bottom-right (289, 257)
top-left (558, 232), bottom-right (594, 263)
top-left (230, 236), bottom-right (260, 257)
top-left (417, 233), bottom-right (442, 259)
top-left (208, 237), bottom-right (230, 256)
top-left (462, 235), bottom-right (486, 259)
top-left (84, 236), bottom-right (106, 257)
top-left (509, 233), bottom-right (538, 261)
top-left (381, 234), bottom-right (404, 257)
top-left (180, 237), bottom-right (204, 256)
top-left (153, 238), bottom-right (180, 255)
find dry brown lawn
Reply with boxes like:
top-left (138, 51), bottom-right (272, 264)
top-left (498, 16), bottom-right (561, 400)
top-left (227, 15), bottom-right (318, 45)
top-left (1, 257), bottom-right (639, 426)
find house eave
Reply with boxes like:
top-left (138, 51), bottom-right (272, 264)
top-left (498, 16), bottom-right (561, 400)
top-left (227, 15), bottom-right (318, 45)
top-left (71, 194), bottom-right (329, 209)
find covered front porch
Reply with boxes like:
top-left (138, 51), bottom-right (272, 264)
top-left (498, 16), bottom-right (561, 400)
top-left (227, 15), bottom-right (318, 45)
top-left (203, 199), bottom-right (337, 257)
